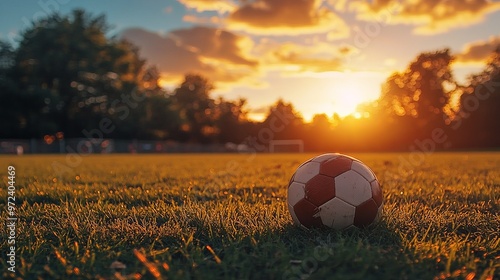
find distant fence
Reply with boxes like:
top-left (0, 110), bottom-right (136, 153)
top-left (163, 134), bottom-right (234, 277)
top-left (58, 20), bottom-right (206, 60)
top-left (0, 139), bottom-right (233, 154)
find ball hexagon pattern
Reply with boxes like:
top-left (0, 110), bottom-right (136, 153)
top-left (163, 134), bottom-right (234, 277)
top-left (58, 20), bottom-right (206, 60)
top-left (293, 161), bottom-right (320, 183)
top-left (334, 170), bottom-right (372, 206)
top-left (287, 153), bottom-right (383, 230)
top-left (305, 174), bottom-right (335, 206)
top-left (318, 197), bottom-right (356, 229)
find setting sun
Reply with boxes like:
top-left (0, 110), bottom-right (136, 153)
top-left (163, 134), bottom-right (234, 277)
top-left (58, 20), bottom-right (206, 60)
top-left (299, 71), bottom-right (386, 121)
top-left (331, 81), bottom-right (373, 117)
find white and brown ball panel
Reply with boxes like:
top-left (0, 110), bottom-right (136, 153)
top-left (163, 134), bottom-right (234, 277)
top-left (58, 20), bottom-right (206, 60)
top-left (287, 180), bottom-right (323, 228)
top-left (334, 170), bottom-right (372, 207)
top-left (353, 198), bottom-right (379, 227)
top-left (287, 181), bottom-right (305, 206)
top-left (293, 161), bottom-right (320, 183)
top-left (287, 202), bottom-right (300, 225)
top-left (311, 153), bottom-right (339, 163)
top-left (319, 156), bottom-right (353, 177)
top-left (291, 198), bottom-right (323, 228)
top-left (371, 180), bottom-right (383, 207)
top-left (304, 174), bottom-right (335, 206)
top-left (351, 160), bottom-right (377, 182)
top-left (318, 197), bottom-right (356, 229)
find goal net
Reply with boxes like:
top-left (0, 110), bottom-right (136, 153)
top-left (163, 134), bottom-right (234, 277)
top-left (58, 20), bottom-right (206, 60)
top-left (269, 139), bottom-right (304, 153)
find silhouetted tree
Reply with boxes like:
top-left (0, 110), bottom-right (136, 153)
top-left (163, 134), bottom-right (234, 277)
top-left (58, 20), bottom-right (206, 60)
top-left (141, 65), bottom-right (162, 92)
top-left (214, 97), bottom-right (249, 143)
top-left (451, 48), bottom-right (500, 148)
top-left (260, 99), bottom-right (304, 150)
top-left (307, 114), bottom-right (332, 151)
top-left (134, 94), bottom-right (181, 140)
top-left (0, 41), bottom-right (25, 137)
top-left (173, 74), bottom-right (217, 143)
top-left (371, 49), bottom-right (457, 148)
top-left (379, 49), bottom-right (456, 120)
top-left (13, 9), bottom-right (145, 138)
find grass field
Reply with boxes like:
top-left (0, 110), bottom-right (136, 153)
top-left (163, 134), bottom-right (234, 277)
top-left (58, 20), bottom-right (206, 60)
top-left (0, 153), bottom-right (499, 279)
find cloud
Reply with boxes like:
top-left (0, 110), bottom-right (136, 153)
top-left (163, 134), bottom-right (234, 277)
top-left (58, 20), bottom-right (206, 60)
top-left (182, 14), bottom-right (222, 24)
top-left (121, 26), bottom-right (351, 89)
top-left (260, 41), bottom-right (346, 74)
top-left (121, 27), bottom-right (258, 87)
top-left (170, 26), bottom-right (258, 67)
top-left (177, 0), bottom-right (236, 13)
top-left (457, 35), bottom-right (500, 63)
top-left (226, 0), bottom-right (349, 37)
top-left (349, 0), bottom-right (500, 35)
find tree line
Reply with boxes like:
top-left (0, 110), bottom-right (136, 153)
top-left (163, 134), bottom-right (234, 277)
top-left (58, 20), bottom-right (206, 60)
top-left (0, 10), bottom-right (499, 151)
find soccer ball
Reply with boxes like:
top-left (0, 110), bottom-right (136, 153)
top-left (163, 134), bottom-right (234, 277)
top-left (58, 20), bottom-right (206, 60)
top-left (287, 153), bottom-right (383, 230)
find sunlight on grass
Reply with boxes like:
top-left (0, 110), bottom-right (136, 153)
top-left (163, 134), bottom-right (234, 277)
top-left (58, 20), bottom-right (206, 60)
top-left (0, 153), bottom-right (498, 279)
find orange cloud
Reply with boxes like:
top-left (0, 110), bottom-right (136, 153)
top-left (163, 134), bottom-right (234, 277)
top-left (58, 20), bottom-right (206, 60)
top-left (121, 27), bottom-right (258, 87)
top-left (226, 0), bottom-right (349, 36)
top-left (169, 26), bottom-right (257, 67)
top-left (457, 35), bottom-right (500, 63)
top-left (182, 14), bottom-right (222, 24)
top-left (177, 0), bottom-right (236, 13)
top-left (261, 42), bottom-right (346, 73)
top-left (350, 0), bottom-right (500, 35)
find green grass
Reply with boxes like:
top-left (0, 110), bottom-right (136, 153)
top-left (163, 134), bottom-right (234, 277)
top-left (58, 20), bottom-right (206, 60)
top-left (0, 153), bottom-right (499, 279)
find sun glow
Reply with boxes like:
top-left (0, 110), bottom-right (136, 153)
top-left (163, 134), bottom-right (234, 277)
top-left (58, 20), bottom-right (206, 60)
top-left (158, 70), bottom-right (386, 123)
top-left (332, 84), bottom-right (372, 117)
top-left (322, 71), bottom-right (386, 119)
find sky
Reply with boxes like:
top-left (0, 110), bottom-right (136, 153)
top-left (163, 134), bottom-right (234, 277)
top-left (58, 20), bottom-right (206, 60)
top-left (1, 0), bottom-right (500, 121)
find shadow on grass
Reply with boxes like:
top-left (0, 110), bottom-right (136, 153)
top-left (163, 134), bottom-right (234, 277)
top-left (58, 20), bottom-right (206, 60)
top-left (248, 222), bottom-right (408, 280)
top-left (169, 219), bottom-right (440, 280)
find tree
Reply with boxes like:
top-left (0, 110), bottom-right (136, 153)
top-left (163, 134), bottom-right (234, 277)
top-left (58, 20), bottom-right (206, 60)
top-left (0, 41), bottom-right (14, 71)
top-left (141, 65), bottom-right (162, 92)
top-left (368, 49), bottom-right (458, 149)
top-left (0, 41), bottom-right (24, 137)
top-left (14, 9), bottom-right (145, 138)
top-left (306, 114), bottom-right (332, 151)
top-left (451, 48), bottom-right (500, 148)
top-left (135, 94), bottom-right (182, 140)
top-left (378, 49), bottom-right (456, 122)
top-left (214, 97), bottom-right (249, 143)
top-left (173, 74), bottom-right (216, 143)
top-left (261, 99), bottom-right (304, 148)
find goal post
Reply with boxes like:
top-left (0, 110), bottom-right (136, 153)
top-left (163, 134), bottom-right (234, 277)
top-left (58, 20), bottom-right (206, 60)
top-left (269, 139), bottom-right (304, 153)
